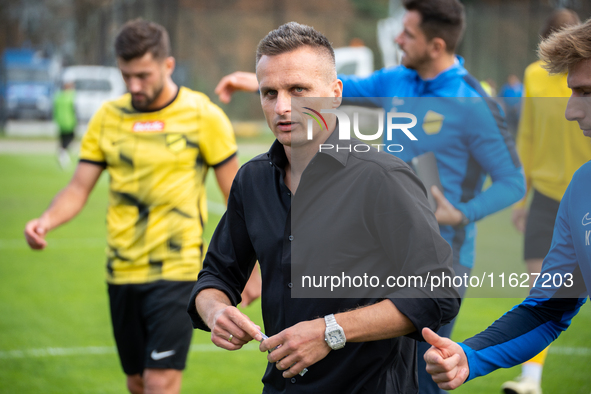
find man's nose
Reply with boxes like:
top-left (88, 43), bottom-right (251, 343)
top-left (394, 32), bottom-right (403, 47)
top-left (275, 91), bottom-right (291, 115)
top-left (127, 78), bottom-right (142, 93)
top-left (565, 96), bottom-right (586, 122)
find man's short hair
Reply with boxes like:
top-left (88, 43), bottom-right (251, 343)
top-left (540, 8), bottom-right (580, 40)
top-left (115, 19), bottom-right (170, 61)
top-left (538, 18), bottom-right (591, 74)
top-left (255, 22), bottom-right (335, 67)
top-left (403, 0), bottom-right (465, 53)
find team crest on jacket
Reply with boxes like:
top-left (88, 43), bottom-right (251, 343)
top-left (422, 111), bottom-right (444, 135)
top-left (133, 121), bottom-right (165, 132)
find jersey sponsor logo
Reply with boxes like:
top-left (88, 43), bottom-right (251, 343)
top-left (150, 349), bottom-right (176, 360)
top-left (422, 110), bottom-right (444, 135)
top-left (132, 121), bottom-right (165, 132)
top-left (582, 212), bottom-right (591, 226)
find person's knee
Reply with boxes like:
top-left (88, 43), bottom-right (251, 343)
top-left (143, 369), bottom-right (182, 394)
top-left (126, 374), bottom-right (144, 394)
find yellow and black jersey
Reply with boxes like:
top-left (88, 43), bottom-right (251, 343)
top-left (79, 87), bottom-right (237, 284)
top-left (515, 61), bottom-right (591, 207)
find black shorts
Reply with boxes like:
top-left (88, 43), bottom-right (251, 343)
top-left (524, 189), bottom-right (560, 260)
top-left (108, 280), bottom-right (195, 375)
top-left (59, 131), bottom-right (75, 149)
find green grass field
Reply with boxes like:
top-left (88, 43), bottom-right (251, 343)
top-left (0, 143), bottom-right (589, 393)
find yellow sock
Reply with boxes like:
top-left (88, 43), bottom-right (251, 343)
top-left (526, 346), bottom-right (549, 366)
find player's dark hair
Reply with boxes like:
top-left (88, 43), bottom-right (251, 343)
top-left (403, 0), bottom-right (465, 53)
top-left (540, 8), bottom-right (580, 40)
top-left (115, 19), bottom-right (170, 61)
top-left (256, 22), bottom-right (335, 67)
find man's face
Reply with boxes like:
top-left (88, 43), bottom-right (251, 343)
top-left (256, 46), bottom-right (342, 147)
top-left (117, 52), bottom-right (171, 110)
top-left (395, 10), bottom-right (431, 70)
top-left (566, 58), bottom-right (591, 138)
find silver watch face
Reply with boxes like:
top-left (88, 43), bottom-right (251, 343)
top-left (327, 329), bottom-right (345, 347)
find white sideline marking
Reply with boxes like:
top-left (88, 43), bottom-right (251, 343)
top-left (0, 201), bottom-right (226, 250)
top-left (0, 344), bottom-right (587, 360)
top-left (548, 346), bottom-right (591, 356)
top-left (0, 342), bottom-right (260, 359)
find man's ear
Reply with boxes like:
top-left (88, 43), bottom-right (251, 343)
top-left (332, 79), bottom-right (343, 108)
top-left (164, 56), bottom-right (176, 76)
top-left (429, 37), bottom-right (447, 59)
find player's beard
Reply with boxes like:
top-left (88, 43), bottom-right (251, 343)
top-left (400, 50), bottom-right (431, 72)
top-left (132, 79), bottom-right (165, 110)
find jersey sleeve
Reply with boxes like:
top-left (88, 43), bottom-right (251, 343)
top-left (339, 70), bottom-right (390, 108)
top-left (460, 183), bottom-right (588, 381)
top-left (79, 105), bottom-right (106, 166)
top-left (455, 98), bottom-right (526, 222)
top-left (198, 101), bottom-right (237, 168)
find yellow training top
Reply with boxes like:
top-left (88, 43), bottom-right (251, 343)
top-left (79, 87), bottom-right (237, 284)
top-left (515, 60), bottom-right (591, 208)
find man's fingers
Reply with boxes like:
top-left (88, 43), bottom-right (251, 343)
top-left (211, 332), bottom-right (245, 350)
top-left (231, 310), bottom-right (262, 341)
top-left (431, 185), bottom-right (444, 201)
top-left (426, 352), bottom-right (461, 375)
top-left (437, 367), bottom-right (469, 391)
top-left (24, 220), bottom-right (47, 249)
top-left (422, 327), bottom-right (451, 349)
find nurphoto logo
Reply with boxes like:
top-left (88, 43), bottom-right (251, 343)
top-left (304, 107), bottom-right (418, 153)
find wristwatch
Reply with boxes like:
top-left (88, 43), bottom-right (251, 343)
top-left (324, 314), bottom-right (346, 350)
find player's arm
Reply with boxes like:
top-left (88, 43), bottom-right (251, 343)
top-left (195, 288), bottom-right (262, 350)
top-left (338, 69), bottom-right (391, 108)
top-left (454, 101), bottom-right (526, 224)
top-left (425, 187), bottom-right (587, 389)
top-left (212, 155), bottom-right (261, 306)
top-left (423, 292), bottom-right (586, 390)
top-left (24, 161), bottom-right (103, 249)
top-left (261, 300), bottom-right (416, 378)
top-left (213, 156), bottom-right (239, 204)
top-left (214, 72), bottom-right (258, 104)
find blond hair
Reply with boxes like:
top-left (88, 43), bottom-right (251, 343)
top-left (538, 18), bottom-right (591, 74)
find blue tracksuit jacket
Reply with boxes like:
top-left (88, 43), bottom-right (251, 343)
top-left (339, 58), bottom-right (525, 268)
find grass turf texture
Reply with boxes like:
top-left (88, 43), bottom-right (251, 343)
top-left (0, 148), bottom-right (589, 393)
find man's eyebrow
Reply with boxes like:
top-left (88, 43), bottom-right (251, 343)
top-left (259, 85), bottom-right (274, 93)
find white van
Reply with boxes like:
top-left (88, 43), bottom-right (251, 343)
top-left (61, 66), bottom-right (126, 121)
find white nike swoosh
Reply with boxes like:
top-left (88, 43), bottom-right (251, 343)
top-left (150, 349), bottom-right (176, 360)
top-left (583, 212), bottom-right (591, 226)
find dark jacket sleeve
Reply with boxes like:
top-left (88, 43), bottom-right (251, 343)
top-left (376, 166), bottom-right (461, 340)
top-left (186, 169), bottom-right (258, 331)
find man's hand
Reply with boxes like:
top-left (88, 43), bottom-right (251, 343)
top-left (24, 216), bottom-right (51, 250)
top-left (214, 72), bottom-right (258, 104)
top-left (240, 264), bottom-right (261, 308)
top-left (431, 186), bottom-right (464, 226)
top-left (512, 207), bottom-right (528, 233)
top-left (261, 319), bottom-right (330, 378)
top-left (422, 327), bottom-right (469, 390)
top-left (209, 304), bottom-right (262, 350)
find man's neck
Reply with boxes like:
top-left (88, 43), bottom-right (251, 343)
top-left (148, 78), bottom-right (178, 111)
top-left (283, 119), bottom-right (336, 194)
top-left (416, 53), bottom-right (457, 80)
